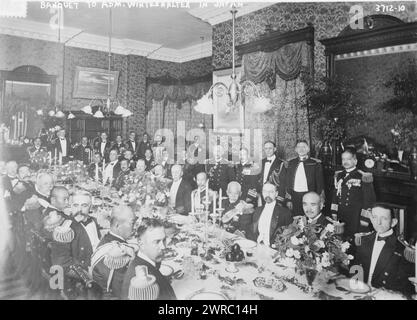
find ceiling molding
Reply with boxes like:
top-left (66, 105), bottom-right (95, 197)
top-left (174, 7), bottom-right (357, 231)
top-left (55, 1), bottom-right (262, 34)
top-left (188, 2), bottom-right (276, 25)
top-left (0, 17), bottom-right (212, 62)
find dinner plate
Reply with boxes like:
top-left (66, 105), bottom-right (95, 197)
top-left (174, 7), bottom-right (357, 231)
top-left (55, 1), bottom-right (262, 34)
top-left (160, 264), bottom-right (174, 277)
top-left (188, 291), bottom-right (228, 300)
top-left (335, 278), bottom-right (371, 294)
top-left (234, 239), bottom-right (256, 250)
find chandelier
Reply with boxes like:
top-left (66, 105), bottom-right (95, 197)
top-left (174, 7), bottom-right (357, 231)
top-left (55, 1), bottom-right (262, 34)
top-left (82, 9), bottom-right (132, 118)
top-left (194, 8), bottom-right (271, 115)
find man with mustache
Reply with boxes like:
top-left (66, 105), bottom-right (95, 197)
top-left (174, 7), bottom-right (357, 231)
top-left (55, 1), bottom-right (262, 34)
top-left (121, 218), bottom-right (176, 300)
top-left (248, 182), bottom-right (293, 247)
top-left (302, 191), bottom-right (329, 228)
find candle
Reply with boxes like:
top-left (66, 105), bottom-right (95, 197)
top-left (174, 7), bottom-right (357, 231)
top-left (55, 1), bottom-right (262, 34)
top-left (213, 191), bottom-right (216, 215)
top-left (219, 188), bottom-right (223, 210)
top-left (102, 159), bottom-right (106, 185)
top-left (59, 152), bottom-right (62, 165)
top-left (48, 151), bottom-right (52, 166)
top-left (205, 180), bottom-right (209, 203)
top-left (191, 191), bottom-right (195, 213)
top-left (95, 165), bottom-right (99, 181)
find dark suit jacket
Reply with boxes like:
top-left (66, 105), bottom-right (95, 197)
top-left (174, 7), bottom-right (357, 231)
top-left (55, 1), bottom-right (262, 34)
top-left (259, 156), bottom-right (286, 203)
top-left (222, 199), bottom-right (253, 236)
top-left (94, 140), bottom-right (113, 161)
top-left (169, 179), bottom-right (192, 215)
top-left (125, 140), bottom-right (138, 154)
top-left (51, 137), bottom-right (72, 158)
top-left (73, 144), bottom-right (92, 164)
top-left (285, 157), bottom-right (324, 194)
top-left (92, 232), bottom-right (128, 298)
top-left (248, 202), bottom-right (293, 244)
top-left (138, 141), bottom-right (152, 159)
top-left (121, 255), bottom-right (177, 300)
top-left (354, 231), bottom-right (414, 296)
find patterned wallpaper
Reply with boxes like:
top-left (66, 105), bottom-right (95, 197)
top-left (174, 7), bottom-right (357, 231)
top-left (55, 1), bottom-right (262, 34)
top-left (212, 1), bottom-right (416, 157)
top-left (0, 34), bottom-right (212, 139)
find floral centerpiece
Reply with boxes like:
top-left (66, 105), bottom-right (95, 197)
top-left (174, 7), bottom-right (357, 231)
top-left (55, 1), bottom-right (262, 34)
top-left (119, 171), bottom-right (171, 218)
top-left (50, 160), bottom-right (88, 184)
top-left (273, 216), bottom-right (353, 285)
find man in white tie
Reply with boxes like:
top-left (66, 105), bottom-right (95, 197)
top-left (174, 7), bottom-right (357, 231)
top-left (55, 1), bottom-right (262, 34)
top-left (169, 165), bottom-right (192, 215)
top-left (284, 140), bottom-right (324, 217)
top-left (259, 141), bottom-right (286, 205)
top-left (103, 149), bottom-right (121, 186)
top-left (248, 182), bottom-right (292, 247)
top-left (70, 191), bottom-right (101, 251)
top-left (55, 129), bottom-right (71, 163)
top-left (125, 131), bottom-right (138, 159)
top-left (96, 132), bottom-right (112, 162)
top-left (353, 204), bottom-right (414, 296)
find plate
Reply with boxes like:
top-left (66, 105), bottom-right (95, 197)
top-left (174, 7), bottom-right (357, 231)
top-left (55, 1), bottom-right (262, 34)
top-left (160, 264), bottom-right (174, 277)
top-left (234, 239), bottom-right (256, 250)
top-left (335, 278), bottom-right (371, 294)
top-left (188, 291), bottom-right (228, 300)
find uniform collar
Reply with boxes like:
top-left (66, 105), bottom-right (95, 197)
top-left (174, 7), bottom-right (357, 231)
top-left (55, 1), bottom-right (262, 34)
top-left (266, 155), bottom-right (276, 161)
top-left (345, 166), bottom-right (356, 173)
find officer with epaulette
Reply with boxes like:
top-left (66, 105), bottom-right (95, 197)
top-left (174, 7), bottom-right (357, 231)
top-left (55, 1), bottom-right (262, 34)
top-left (331, 148), bottom-right (376, 240)
top-left (205, 144), bottom-right (234, 193)
top-left (352, 204), bottom-right (414, 297)
top-left (284, 140), bottom-right (324, 217)
top-left (233, 147), bottom-right (261, 205)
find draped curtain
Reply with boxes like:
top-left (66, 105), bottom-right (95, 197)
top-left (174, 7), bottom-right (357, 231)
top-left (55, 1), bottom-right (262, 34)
top-left (241, 41), bottom-right (312, 159)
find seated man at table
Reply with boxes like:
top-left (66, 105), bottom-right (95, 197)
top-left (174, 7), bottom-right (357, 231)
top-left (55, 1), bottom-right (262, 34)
top-left (191, 172), bottom-right (215, 213)
top-left (302, 191), bottom-right (330, 228)
top-left (91, 205), bottom-right (136, 299)
top-left (88, 152), bottom-right (103, 181)
top-left (121, 218), bottom-right (176, 300)
top-left (247, 182), bottom-right (293, 247)
top-left (169, 165), bottom-right (192, 215)
top-left (122, 149), bottom-right (136, 171)
top-left (352, 203), bottom-right (414, 296)
top-left (221, 181), bottom-right (254, 236)
top-left (113, 159), bottom-right (131, 190)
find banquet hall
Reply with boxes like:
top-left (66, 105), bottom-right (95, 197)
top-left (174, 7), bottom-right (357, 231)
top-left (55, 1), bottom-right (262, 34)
top-left (0, 1), bottom-right (416, 301)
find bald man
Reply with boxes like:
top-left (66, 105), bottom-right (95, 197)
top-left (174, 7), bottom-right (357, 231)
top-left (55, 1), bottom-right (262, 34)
top-left (302, 191), bottom-right (329, 227)
top-left (191, 172), bottom-right (215, 213)
top-left (169, 165), bottom-right (192, 215)
top-left (91, 205), bottom-right (136, 299)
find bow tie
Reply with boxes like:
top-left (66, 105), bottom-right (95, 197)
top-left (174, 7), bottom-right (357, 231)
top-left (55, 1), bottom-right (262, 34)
top-left (377, 235), bottom-right (389, 242)
top-left (60, 138), bottom-right (65, 141)
top-left (299, 157), bottom-right (307, 162)
top-left (265, 159), bottom-right (272, 163)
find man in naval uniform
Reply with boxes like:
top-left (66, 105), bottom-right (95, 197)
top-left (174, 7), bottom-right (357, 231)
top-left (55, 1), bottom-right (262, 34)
top-left (284, 140), bottom-right (324, 217)
top-left (331, 148), bottom-right (376, 241)
top-left (205, 144), bottom-right (234, 193)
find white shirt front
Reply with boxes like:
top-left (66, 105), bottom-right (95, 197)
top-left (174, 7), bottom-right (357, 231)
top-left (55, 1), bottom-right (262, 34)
top-left (137, 251), bottom-right (156, 268)
top-left (263, 155), bottom-right (276, 183)
top-left (130, 140), bottom-right (136, 152)
top-left (104, 160), bottom-right (118, 183)
top-left (257, 200), bottom-right (276, 246)
top-left (368, 228), bottom-right (393, 286)
top-left (294, 161), bottom-right (308, 192)
top-left (308, 213), bottom-right (322, 224)
top-left (100, 142), bottom-right (107, 156)
top-left (60, 138), bottom-right (67, 156)
top-left (81, 220), bottom-right (100, 251)
top-left (170, 178), bottom-right (182, 207)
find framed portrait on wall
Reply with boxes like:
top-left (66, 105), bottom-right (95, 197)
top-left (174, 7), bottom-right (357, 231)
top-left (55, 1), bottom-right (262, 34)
top-left (73, 66), bottom-right (119, 99)
top-left (212, 67), bottom-right (244, 134)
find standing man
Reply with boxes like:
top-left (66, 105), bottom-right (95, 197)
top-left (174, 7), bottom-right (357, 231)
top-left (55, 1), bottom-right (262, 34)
top-left (205, 144), bottom-right (234, 193)
top-left (103, 149), bottom-right (121, 186)
top-left (112, 135), bottom-right (125, 155)
top-left (331, 148), bottom-right (376, 240)
top-left (285, 140), bottom-right (324, 217)
top-left (248, 182), bottom-right (293, 247)
top-left (121, 218), bottom-right (177, 300)
top-left (234, 147), bottom-right (260, 206)
top-left (259, 141), bottom-right (286, 205)
top-left (53, 129), bottom-right (72, 163)
top-left (169, 165), bottom-right (192, 215)
top-left (73, 136), bottom-right (92, 165)
top-left (91, 205), bottom-right (136, 299)
top-left (138, 133), bottom-right (151, 160)
top-left (95, 132), bottom-right (113, 162)
top-left (125, 131), bottom-right (138, 159)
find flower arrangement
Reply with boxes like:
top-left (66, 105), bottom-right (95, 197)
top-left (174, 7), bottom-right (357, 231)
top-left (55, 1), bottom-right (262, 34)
top-left (119, 171), bottom-right (171, 217)
top-left (50, 160), bottom-right (88, 184)
top-left (273, 216), bottom-right (353, 274)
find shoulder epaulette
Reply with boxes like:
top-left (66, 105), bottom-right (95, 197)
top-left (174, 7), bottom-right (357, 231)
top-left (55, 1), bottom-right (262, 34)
top-left (52, 219), bottom-right (74, 243)
top-left (103, 243), bottom-right (133, 270)
top-left (334, 170), bottom-right (343, 178)
top-left (310, 157), bottom-right (322, 163)
top-left (354, 231), bottom-right (373, 246)
top-left (357, 170), bottom-right (373, 183)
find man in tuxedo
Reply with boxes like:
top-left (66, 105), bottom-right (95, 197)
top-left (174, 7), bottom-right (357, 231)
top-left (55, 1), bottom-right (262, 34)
top-left (73, 136), bottom-right (92, 165)
top-left (53, 129), bottom-right (72, 163)
top-left (113, 159), bottom-right (131, 190)
top-left (92, 205), bottom-right (137, 299)
top-left (2, 161), bottom-right (19, 208)
top-left (331, 148), bottom-right (376, 240)
top-left (353, 204), bottom-right (414, 296)
top-left (95, 132), bottom-right (113, 162)
top-left (138, 133), bottom-right (151, 160)
top-left (143, 148), bottom-right (155, 172)
top-left (206, 144), bottom-right (234, 193)
top-left (183, 153), bottom-right (204, 190)
top-left (221, 181), bottom-right (254, 236)
top-left (259, 141), bottom-right (286, 205)
top-left (112, 135), bottom-right (125, 155)
top-left (285, 140), bottom-right (324, 217)
top-left (124, 131), bottom-right (138, 159)
top-left (169, 165), bottom-right (192, 215)
top-left (121, 218), bottom-right (176, 300)
top-left (248, 182), bottom-right (293, 247)
top-left (302, 192), bottom-right (329, 227)
top-left (191, 172), bottom-right (215, 213)
top-left (103, 149), bottom-right (121, 186)
top-left (88, 152), bottom-right (103, 181)
top-left (122, 149), bottom-right (136, 171)
top-left (234, 147), bottom-right (261, 206)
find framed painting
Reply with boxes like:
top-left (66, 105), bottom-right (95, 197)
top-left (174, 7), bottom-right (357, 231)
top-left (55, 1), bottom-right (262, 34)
top-left (212, 66), bottom-right (244, 134)
top-left (73, 66), bottom-right (119, 99)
